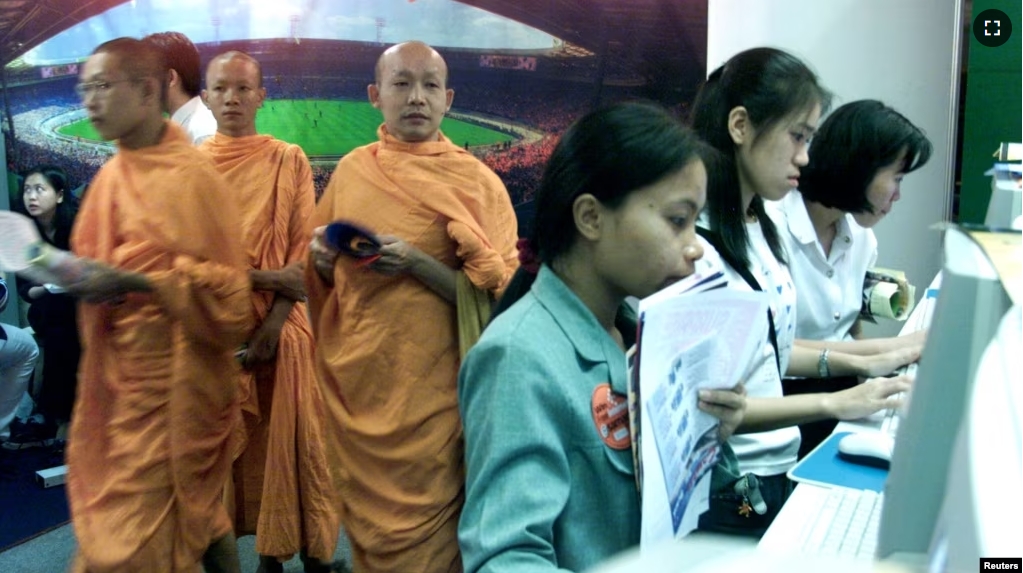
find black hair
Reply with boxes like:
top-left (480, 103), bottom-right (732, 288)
top-left (689, 47), bottom-right (832, 270)
top-left (493, 101), bottom-right (714, 318)
top-left (800, 100), bottom-right (932, 213)
top-left (17, 165), bottom-right (79, 250)
top-left (143, 31), bottom-right (202, 97)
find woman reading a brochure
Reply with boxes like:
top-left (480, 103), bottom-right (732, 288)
top-left (457, 102), bottom-right (746, 572)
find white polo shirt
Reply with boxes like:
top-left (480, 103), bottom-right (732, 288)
top-left (171, 96), bottom-right (218, 145)
top-left (767, 191), bottom-right (877, 343)
top-left (696, 218), bottom-right (799, 477)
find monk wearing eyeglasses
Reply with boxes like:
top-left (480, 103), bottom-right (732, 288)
top-left (66, 37), bottom-right (251, 573)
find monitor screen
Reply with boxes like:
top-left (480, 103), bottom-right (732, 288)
top-left (927, 304), bottom-right (1021, 572)
top-left (876, 227), bottom-right (1013, 559)
top-left (984, 164), bottom-right (1023, 230)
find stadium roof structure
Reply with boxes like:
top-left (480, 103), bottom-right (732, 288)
top-left (461, 0), bottom-right (706, 63)
top-left (1, 0), bottom-right (707, 87)
top-left (0, 0), bottom-right (122, 66)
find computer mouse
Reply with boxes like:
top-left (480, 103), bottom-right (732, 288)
top-left (836, 432), bottom-right (894, 470)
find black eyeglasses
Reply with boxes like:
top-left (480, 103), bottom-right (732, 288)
top-left (74, 79), bottom-right (137, 99)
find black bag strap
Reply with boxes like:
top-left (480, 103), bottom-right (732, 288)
top-left (696, 227), bottom-right (781, 376)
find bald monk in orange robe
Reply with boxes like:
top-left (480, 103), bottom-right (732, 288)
top-left (199, 50), bottom-right (340, 573)
top-left (306, 41), bottom-right (519, 573)
top-left (66, 38), bottom-right (251, 572)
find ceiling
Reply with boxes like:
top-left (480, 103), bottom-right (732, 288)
top-left (0, 0), bottom-right (706, 73)
top-left (0, 0), bottom-right (123, 66)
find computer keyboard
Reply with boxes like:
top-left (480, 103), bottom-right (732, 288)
top-left (902, 362), bottom-right (918, 378)
top-left (881, 338), bottom-right (920, 437)
top-left (879, 406), bottom-right (900, 438)
top-left (798, 487), bottom-right (883, 559)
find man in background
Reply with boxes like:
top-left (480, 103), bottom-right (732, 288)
top-left (0, 275), bottom-right (39, 449)
top-left (143, 31), bottom-right (217, 144)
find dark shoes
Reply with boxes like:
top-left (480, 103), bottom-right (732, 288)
top-left (300, 551), bottom-right (343, 573)
top-left (1, 419), bottom-right (58, 450)
top-left (256, 556), bottom-right (284, 573)
top-left (256, 551), bottom-right (348, 573)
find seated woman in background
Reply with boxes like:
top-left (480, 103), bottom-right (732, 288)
top-left (11, 165), bottom-right (82, 444)
top-left (457, 102), bottom-right (747, 572)
top-left (767, 100), bottom-right (933, 456)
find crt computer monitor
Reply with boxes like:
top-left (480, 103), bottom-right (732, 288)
top-left (926, 304), bottom-right (1021, 573)
top-left (984, 166), bottom-right (1023, 229)
top-left (875, 226), bottom-right (1013, 560)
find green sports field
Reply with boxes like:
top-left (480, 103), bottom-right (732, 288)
top-left (57, 99), bottom-right (515, 156)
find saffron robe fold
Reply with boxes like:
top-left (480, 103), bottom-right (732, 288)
top-left (200, 132), bottom-right (340, 562)
top-left (306, 126), bottom-right (519, 573)
top-left (68, 122), bottom-right (253, 572)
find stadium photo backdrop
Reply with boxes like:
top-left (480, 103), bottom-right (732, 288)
top-left (3, 0), bottom-right (708, 214)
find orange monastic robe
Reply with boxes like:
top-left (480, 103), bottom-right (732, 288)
top-left (305, 126), bottom-right (519, 573)
top-left (68, 122), bottom-right (252, 572)
top-left (200, 132), bottom-right (340, 562)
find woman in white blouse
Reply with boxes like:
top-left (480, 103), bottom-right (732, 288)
top-left (768, 100), bottom-right (932, 454)
top-left (771, 99), bottom-right (931, 347)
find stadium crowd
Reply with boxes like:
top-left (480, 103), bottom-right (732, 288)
top-left (4, 43), bottom-right (673, 206)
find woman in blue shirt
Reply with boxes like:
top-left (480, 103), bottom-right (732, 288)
top-left (457, 102), bottom-right (747, 572)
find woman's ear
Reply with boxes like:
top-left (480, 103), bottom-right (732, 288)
top-left (727, 106), bottom-right (750, 146)
top-left (572, 193), bottom-right (604, 241)
top-left (56, 190), bottom-right (64, 204)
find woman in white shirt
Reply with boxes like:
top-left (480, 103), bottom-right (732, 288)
top-left (768, 100), bottom-right (932, 455)
top-left (689, 48), bottom-right (912, 536)
top-left (771, 100), bottom-right (931, 345)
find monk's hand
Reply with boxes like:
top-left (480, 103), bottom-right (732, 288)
top-left (310, 226), bottom-right (340, 285)
top-left (65, 260), bottom-right (150, 305)
top-left (275, 263), bottom-right (307, 302)
top-left (698, 382), bottom-right (747, 443)
top-left (369, 235), bottom-right (419, 276)
top-left (242, 321), bottom-right (281, 369)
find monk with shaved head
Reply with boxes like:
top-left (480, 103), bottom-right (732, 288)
top-left (66, 37), bottom-right (252, 573)
top-left (305, 40), bottom-right (520, 572)
top-left (199, 50), bottom-right (341, 573)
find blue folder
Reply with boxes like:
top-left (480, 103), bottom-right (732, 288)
top-left (787, 432), bottom-right (888, 493)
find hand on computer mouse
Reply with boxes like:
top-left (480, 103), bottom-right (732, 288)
top-left (824, 375), bottom-right (912, 421)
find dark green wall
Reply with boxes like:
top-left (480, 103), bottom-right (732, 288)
top-left (958, 1), bottom-right (1022, 224)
